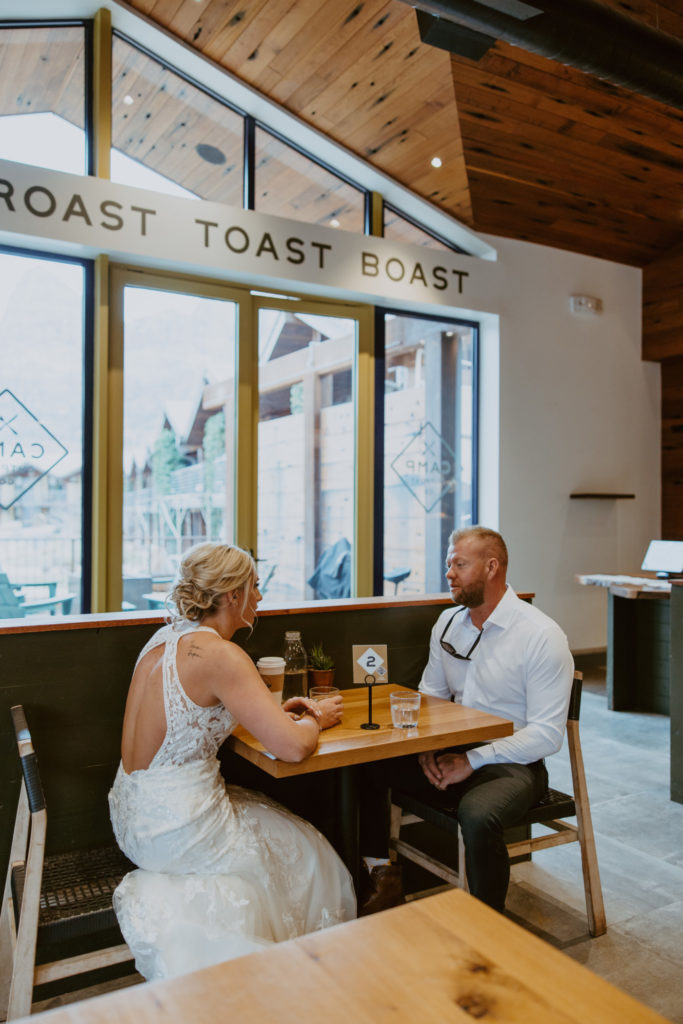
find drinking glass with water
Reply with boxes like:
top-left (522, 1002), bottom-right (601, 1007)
top-left (390, 692), bottom-right (421, 728)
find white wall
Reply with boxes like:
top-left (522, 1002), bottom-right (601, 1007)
top-left (479, 233), bottom-right (660, 651)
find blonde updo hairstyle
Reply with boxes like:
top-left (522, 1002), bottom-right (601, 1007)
top-left (170, 542), bottom-right (256, 624)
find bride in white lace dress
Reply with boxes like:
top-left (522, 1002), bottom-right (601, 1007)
top-left (109, 543), bottom-right (356, 981)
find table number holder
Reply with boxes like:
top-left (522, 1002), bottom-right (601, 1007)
top-left (351, 645), bottom-right (388, 730)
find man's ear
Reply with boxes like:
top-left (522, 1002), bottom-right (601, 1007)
top-left (486, 557), bottom-right (499, 579)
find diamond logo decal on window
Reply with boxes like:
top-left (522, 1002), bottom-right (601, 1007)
top-left (391, 421), bottom-right (456, 512)
top-left (0, 389), bottom-right (68, 510)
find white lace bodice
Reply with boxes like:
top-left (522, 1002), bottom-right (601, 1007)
top-left (138, 624), bottom-right (236, 768)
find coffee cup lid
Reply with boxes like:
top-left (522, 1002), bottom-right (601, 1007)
top-left (256, 656), bottom-right (286, 673)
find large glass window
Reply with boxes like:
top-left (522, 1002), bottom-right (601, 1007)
top-left (0, 24), bottom-right (86, 173)
top-left (111, 35), bottom-right (244, 203)
top-left (255, 127), bottom-right (365, 232)
top-left (121, 284), bottom-right (237, 609)
top-left (257, 305), bottom-right (357, 602)
top-left (379, 312), bottom-right (477, 596)
top-left (0, 250), bottom-right (87, 616)
top-left (383, 205), bottom-right (461, 253)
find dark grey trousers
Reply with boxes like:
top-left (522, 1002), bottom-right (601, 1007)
top-left (392, 752), bottom-right (548, 912)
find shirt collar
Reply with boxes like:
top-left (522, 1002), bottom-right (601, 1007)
top-left (457, 583), bottom-right (516, 631)
top-left (482, 583), bottom-right (517, 631)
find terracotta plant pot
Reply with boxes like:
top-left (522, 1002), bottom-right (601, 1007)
top-left (307, 668), bottom-right (336, 691)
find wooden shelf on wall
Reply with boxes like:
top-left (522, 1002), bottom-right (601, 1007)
top-left (570, 493), bottom-right (635, 499)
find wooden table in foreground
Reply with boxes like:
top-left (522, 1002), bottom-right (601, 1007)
top-left (29, 889), bottom-right (667, 1024)
top-left (228, 684), bottom-right (513, 885)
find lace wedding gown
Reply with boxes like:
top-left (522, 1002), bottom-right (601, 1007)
top-left (109, 624), bottom-right (356, 981)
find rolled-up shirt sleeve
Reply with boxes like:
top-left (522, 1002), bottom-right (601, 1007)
top-left (466, 626), bottom-right (574, 769)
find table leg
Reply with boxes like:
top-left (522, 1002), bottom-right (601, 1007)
top-left (337, 764), bottom-right (361, 891)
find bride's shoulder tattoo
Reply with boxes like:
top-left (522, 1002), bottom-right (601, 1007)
top-left (186, 641), bottom-right (202, 659)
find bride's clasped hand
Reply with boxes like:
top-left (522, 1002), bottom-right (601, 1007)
top-left (282, 695), bottom-right (343, 729)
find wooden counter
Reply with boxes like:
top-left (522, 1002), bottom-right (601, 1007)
top-left (575, 573), bottom-right (670, 714)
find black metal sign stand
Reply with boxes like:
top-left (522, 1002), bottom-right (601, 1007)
top-left (361, 673), bottom-right (380, 730)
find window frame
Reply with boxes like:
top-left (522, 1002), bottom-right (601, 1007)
top-left (372, 306), bottom-right (480, 595)
top-left (0, 242), bottom-right (94, 612)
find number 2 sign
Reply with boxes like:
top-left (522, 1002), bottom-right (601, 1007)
top-left (352, 645), bottom-right (388, 686)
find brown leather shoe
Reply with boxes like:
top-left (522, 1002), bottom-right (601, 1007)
top-left (358, 863), bottom-right (406, 916)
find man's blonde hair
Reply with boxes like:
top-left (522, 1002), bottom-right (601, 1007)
top-left (450, 526), bottom-right (508, 571)
top-left (170, 542), bottom-right (255, 623)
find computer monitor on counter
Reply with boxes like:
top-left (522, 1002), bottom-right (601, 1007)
top-left (641, 540), bottom-right (683, 578)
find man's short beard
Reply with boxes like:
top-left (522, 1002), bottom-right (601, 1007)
top-left (453, 582), bottom-right (486, 608)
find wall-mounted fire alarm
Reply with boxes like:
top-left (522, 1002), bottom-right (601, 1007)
top-left (570, 295), bottom-right (603, 315)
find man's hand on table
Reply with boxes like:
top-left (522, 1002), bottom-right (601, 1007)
top-left (419, 750), bottom-right (473, 789)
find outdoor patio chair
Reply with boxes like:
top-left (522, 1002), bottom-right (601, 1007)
top-left (0, 574), bottom-right (75, 617)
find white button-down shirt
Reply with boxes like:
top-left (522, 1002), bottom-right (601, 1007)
top-left (419, 586), bottom-right (574, 768)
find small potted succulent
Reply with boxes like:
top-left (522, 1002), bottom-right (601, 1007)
top-left (307, 642), bottom-right (335, 690)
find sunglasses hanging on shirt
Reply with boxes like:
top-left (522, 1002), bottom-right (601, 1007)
top-left (439, 609), bottom-right (483, 661)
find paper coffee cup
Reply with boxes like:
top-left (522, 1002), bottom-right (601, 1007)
top-left (256, 656), bottom-right (285, 703)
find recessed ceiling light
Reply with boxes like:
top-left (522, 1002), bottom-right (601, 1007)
top-left (431, 157), bottom-right (442, 168)
top-left (195, 143), bottom-right (227, 165)
top-left (123, 95), bottom-right (134, 106)
top-left (330, 218), bottom-right (340, 228)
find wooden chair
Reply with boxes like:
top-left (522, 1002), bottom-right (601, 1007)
top-left (389, 672), bottom-right (607, 937)
top-left (0, 706), bottom-right (134, 1020)
top-left (0, 574), bottom-right (75, 617)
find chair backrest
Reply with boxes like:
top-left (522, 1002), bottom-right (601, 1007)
top-left (11, 705), bottom-right (46, 815)
top-left (568, 671), bottom-right (583, 722)
top-left (0, 575), bottom-right (25, 619)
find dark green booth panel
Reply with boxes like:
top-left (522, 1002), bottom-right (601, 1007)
top-left (0, 598), bottom-right (451, 884)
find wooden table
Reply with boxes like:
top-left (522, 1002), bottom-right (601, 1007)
top-left (30, 889), bottom-right (667, 1024)
top-left (228, 684), bottom-right (513, 883)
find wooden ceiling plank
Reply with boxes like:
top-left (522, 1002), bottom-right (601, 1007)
top-left (280, 4), bottom-right (421, 114)
top-left (467, 170), bottom-right (680, 254)
top-left (225, 0), bottom-right (391, 94)
top-left (212, 0), bottom-right (319, 80)
top-left (592, 0), bottom-right (683, 40)
top-left (286, 10), bottom-right (428, 121)
top-left (265, 0), bottom-right (396, 87)
top-left (451, 50), bottom-right (683, 145)
top-left (459, 120), bottom-right (683, 217)
top-left (156, 0), bottom-right (224, 39)
top-left (460, 119), bottom-right (683, 213)
top-left (183, 0), bottom-right (275, 67)
top-left (204, 0), bottom-right (315, 73)
top-left (474, 42), bottom-right (683, 131)
top-left (327, 52), bottom-right (455, 142)
top-left (127, 0), bottom-right (164, 16)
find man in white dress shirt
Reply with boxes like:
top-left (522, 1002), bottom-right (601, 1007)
top-left (405, 525), bottom-right (574, 912)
